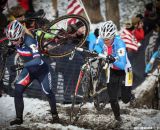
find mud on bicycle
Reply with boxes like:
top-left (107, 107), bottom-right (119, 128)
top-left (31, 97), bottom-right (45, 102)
top-left (69, 47), bottom-right (117, 123)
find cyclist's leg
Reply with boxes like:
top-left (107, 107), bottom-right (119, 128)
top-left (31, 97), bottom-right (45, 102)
top-left (37, 64), bottom-right (58, 115)
top-left (107, 69), bottom-right (126, 121)
top-left (14, 68), bottom-right (31, 118)
top-left (107, 76), bottom-right (120, 120)
top-left (10, 68), bottom-right (31, 125)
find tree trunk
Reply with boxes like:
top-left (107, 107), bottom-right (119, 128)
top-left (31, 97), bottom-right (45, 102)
top-left (52, 0), bottom-right (58, 18)
top-left (82, 0), bottom-right (103, 23)
top-left (105, 0), bottom-right (120, 29)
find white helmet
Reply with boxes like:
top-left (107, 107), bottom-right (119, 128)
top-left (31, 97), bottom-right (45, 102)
top-left (99, 21), bottom-right (117, 39)
top-left (6, 20), bottom-right (24, 40)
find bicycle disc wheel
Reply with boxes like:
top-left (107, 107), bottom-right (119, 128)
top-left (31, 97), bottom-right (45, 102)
top-left (39, 14), bottom-right (90, 58)
top-left (70, 71), bottom-right (90, 123)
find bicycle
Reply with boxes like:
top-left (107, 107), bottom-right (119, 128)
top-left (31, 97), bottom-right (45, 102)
top-left (70, 47), bottom-right (112, 123)
top-left (0, 14), bottom-right (89, 95)
top-left (39, 14), bottom-right (90, 58)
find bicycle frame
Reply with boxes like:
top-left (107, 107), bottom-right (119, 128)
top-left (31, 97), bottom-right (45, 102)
top-left (70, 48), bottom-right (110, 123)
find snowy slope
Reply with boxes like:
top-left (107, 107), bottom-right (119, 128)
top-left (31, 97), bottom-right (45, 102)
top-left (0, 95), bottom-right (160, 130)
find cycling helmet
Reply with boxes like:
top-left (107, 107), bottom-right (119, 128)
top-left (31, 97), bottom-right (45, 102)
top-left (99, 20), bottom-right (117, 39)
top-left (6, 20), bottom-right (24, 40)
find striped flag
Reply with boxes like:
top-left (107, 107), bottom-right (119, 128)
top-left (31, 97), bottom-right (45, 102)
top-left (67, 0), bottom-right (84, 24)
top-left (119, 28), bottom-right (139, 51)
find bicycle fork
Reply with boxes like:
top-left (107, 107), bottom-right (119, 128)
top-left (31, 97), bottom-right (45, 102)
top-left (74, 70), bottom-right (84, 97)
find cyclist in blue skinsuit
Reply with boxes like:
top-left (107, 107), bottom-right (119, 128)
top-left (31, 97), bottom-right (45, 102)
top-left (5, 20), bottom-right (59, 125)
top-left (145, 47), bottom-right (160, 73)
top-left (90, 21), bottom-right (133, 121)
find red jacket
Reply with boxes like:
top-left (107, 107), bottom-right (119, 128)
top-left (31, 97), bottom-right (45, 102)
top-left (133, 28), bottom-right (144, 42)
top-left (17, 0), bottom-right (29, 11)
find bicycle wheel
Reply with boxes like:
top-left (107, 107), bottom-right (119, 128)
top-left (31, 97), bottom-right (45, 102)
top-left (70, 70), bottom-right (90, 123)
top-left (39, 14), bottom-right (90, 58)
top-left (93, 65), bottom-right (108, 111)
top-left (93, 85), bottom-right (108, 111)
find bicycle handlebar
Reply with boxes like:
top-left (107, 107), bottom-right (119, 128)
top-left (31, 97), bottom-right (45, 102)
top-left (75, 47), bottom-right (119, 62)
top-left (76, 47), bottom-right (108, 58)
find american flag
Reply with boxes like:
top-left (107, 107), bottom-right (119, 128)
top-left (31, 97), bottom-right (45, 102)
top-left (119, 28), bottom-right (139, 51)
top-left (67, 0), bottom-right (84, 24)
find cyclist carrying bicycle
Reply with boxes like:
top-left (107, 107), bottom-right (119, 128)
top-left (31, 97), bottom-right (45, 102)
top-left (92, 21), bottom-right (133, 121)
top-left (5, 20), bottom-right (59, 125)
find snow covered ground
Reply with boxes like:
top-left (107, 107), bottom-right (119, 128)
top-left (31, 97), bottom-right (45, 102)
top-left (0, 72), bottom-right (160, 129)
top-left (0, 94), bottom-right (160, 130)
top-left (0, 72), bottom-right (160, 130)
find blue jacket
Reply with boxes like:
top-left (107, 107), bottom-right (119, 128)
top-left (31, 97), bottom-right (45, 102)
top-left (86, 32), bottom-right (103, 53)
top-left (16, 34), bottom-right (43, 68)
top-left (87, 35), bottom-right (127, 70)
top-left (145, 51), bottom-right (160, 73)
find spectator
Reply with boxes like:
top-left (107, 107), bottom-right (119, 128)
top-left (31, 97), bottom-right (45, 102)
top-left (143, 2), bottom-right (157, 35)
top-left (86, 28), bottom-right (100, 51)
top-left (119, 18), bottom-right (139, 53)
top-left (145, 21), bottom-right (160, 65)
top-left (17, 0), bottom-right (35, 14)
top-left (144, 2), bottom-right (156, 19)
top-left (132, 16), bottom-right (145, 43)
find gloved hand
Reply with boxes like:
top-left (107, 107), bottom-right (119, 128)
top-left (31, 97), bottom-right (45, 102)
top-left (144, 73), bottom-right (148, 77)
top-left (108, 55), bottom-right (116, 63)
